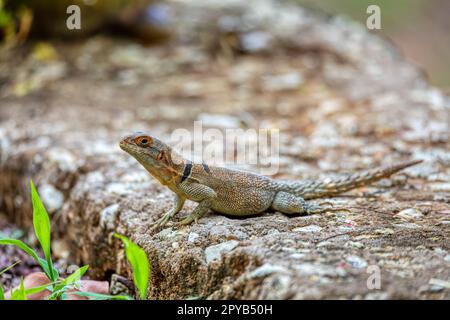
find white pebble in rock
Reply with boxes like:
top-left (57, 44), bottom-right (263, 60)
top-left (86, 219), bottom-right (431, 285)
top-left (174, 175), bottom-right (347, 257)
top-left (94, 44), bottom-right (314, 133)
top-left (46, 148), bottom-right (78, 172)
top-left (38, 184), bottom-right (64, 213)
top-left (289, 253), bottom-right (306, 260)
top-left (106, 183), bottom-right (129, 196)
top-left (395, 208), bottom-right (423, 220)
top-left (204, 240), bottom-right (239, 264)
top-left (239, 31), bottom-right (272, 52)
top-left (100, 203), bottom-right (120, 230)
top-left (248, 264), bottom-right (288, 279)
top-left (346, 255), bottom-right (368, 269)
top-left (428, 278), bottom-right (450, 290)
top-left (292, 225), bottom-right (322, 233)
top-left (157, 228), bottom-right (177, 240)
top-left (187, 232), bottom-right (199, 243)
top-left (345, 241), bottom-right (365, 249)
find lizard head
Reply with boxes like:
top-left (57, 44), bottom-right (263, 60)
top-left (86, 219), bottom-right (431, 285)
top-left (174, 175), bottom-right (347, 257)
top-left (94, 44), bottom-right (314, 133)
top-left (119, 132), bottom-right (175, 172)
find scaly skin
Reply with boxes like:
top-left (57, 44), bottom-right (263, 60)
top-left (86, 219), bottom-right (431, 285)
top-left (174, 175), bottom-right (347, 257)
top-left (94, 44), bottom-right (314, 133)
top-left (119, 132), bottom-right (422, 228)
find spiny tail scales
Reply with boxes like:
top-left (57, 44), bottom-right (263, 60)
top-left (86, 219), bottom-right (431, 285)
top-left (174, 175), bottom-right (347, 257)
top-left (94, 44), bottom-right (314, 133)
top-left (278, 160), bottom-right (422, 200)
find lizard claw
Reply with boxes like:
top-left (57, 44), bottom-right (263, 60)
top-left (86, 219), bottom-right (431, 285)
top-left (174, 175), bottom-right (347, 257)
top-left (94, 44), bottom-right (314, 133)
top-left (150, 212), bottom-right (173, 231)
top-left (176, 213), bottom-right (201, 227)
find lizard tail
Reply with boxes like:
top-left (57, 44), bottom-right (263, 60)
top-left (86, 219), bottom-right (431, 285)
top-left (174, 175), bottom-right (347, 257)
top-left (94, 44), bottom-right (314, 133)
top-left (278, 159), bottom-right (422, 200)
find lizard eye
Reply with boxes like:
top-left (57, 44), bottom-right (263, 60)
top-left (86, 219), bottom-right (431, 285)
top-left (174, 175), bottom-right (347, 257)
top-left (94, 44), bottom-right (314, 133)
top-left (134, 136), bottom-right (152, 147)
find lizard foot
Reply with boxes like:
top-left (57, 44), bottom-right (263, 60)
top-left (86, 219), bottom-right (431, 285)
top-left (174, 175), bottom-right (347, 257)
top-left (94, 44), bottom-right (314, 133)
top-left (176, 199), bottom-right (210, 227)
top-left (176, 214), bottom-right (198, 226)
top-left (150, 212), bottom-right (173, 230)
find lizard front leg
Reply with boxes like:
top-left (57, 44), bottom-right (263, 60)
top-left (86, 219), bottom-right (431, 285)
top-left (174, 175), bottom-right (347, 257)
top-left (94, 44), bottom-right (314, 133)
top-left (177, 182), bottom-right (217, 226)
top-left (151, 194), bottom-right (186, 229)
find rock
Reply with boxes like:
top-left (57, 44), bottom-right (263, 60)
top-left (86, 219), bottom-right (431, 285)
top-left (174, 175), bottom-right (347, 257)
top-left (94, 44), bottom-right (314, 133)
top-left (239, 32), bottom-right (272, 52)
top-left (393, 223), bottom-right (421, 229)
top-left (45, 149), bottom-right (78, 172)
top-left (395, 208), bottom-right (424, 221)
top-left (428, 278), bottom-right (450, 290)
top-left (38, 184), bottom-right (64, 213)
top-left (346, 255), bottom-right (368, 269)
top-left (345, 241), bottom-right (365, 249)
top-left (247, 264), bottom-right (288, 279)
top-left (157, 228), bottom-right (178, 241)
top-left (294, 263), bottom-right (347, 278)
top-left (264, 274), bottom-right (293, 299)
top-left (109, 274), bottom-right (134, 297)
top-left (100, 204), bottom-right (120, 230)
top-left (430, 183), bottom-right (450, 192)
top-left (292, 225), bottom-right (323, 233)
top-left (289, 253), bottom-right (306, 260)
top-left (262, 72), bottom-right (304, 92)
top-left (204, 240), bottom-right (239, 264)
top-left (106, 183), bottom-right (130, 196)
top-left (187, 232), bottom-right (200, 244)
top-left (374, 228), bottom-right (395, 235)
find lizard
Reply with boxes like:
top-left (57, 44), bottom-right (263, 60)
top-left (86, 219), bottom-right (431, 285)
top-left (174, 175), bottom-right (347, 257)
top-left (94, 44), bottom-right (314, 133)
top-left (119, 132), bottom-right (422, 229)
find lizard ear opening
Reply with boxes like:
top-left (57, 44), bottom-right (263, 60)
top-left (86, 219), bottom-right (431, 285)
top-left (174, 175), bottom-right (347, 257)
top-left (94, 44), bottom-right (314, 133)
top-left (156, 150), bottom-right (173, 167)
top-left (134, 136), bottom-right (153, 147)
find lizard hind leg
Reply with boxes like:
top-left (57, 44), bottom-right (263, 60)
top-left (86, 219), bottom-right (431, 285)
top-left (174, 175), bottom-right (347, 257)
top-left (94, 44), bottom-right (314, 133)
top-left (271, 191), bottom-right (348, 215)
top-left (272, 191), bottom-right (307, 214)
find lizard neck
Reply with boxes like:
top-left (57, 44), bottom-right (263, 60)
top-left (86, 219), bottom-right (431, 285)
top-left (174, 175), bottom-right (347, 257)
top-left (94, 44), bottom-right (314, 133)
top-left (141, 150), bottom-right (187, 188)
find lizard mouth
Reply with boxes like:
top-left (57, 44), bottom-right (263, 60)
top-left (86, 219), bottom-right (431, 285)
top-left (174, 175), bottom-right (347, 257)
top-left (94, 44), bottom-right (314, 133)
top-left (119, 138), bottom-right (147, 159)
top-left (119, 137), bottom-right (134, 152)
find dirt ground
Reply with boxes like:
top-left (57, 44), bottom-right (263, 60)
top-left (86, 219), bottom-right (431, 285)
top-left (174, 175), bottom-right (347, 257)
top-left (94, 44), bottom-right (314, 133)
top-left (0, 0), bottom-right (449, 299)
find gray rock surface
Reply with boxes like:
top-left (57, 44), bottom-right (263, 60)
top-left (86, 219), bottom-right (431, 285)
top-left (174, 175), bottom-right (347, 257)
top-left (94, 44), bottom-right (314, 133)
top-left (0, 0), bottom-right (449, 299)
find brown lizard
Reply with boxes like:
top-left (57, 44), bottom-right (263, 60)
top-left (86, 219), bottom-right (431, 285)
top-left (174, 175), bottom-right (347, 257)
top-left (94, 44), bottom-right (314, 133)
top-left (119, 132), bottom-right (422, 228)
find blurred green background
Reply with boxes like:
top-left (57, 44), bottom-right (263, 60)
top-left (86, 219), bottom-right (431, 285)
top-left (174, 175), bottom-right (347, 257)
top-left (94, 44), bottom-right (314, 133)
top-left (298, 0), bottom-right (450, 89)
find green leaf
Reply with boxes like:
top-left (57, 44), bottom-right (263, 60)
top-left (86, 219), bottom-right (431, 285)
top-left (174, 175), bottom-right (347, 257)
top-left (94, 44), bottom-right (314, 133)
top-left (72, 291), bottom-right (133, 300)
top-left (0, 284), bottom-right (4, 300)
top-left (30, 179), bottom-right (55, 281)
top-left (55, 265), bottom-right (88, 291)
top-left (0, 238), bottom-right (40, 262)
top-left (0, 238), bottom-right (52, 278)
top-left (0, 260), bottom-right (21, 275)
top-left (47, 286), bottom-right (72, 300)
top-left (114, 233), bottom-right (150, 300)
top-left (25, 282), bottom-right (58, 295)
top-left (0, 238), bottom-right (54, 280)
top-left (11, 277), bottom-right (27, 300)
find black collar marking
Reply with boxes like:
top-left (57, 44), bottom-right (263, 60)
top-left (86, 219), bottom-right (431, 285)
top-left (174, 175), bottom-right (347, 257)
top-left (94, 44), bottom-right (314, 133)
top-left (181, 160), bottom-right (193, 183)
